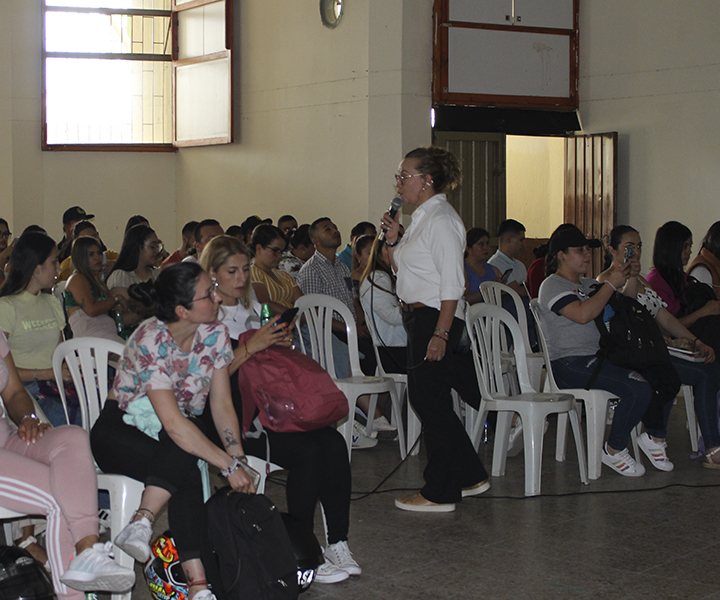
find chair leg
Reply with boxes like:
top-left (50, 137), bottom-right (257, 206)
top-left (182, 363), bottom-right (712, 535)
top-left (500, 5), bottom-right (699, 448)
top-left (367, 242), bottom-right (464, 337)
top-left (682, 385), bottom-right (699, 453)
top-left (364, 393), bottom-right (379, 437)
top-left (568, 406), bottom-right (589, 485)
top-left (336, 391), bottom-right (359, 459)
top-left (555, 412), bottom-right (569, 462)
top-left (584, 393), bottom-right (609, 480)
top-left (521, 409), bottom-right (545, 497)
top-left (388, 386), bottom-right (407, 459)
top-left (492, 411), bottom-right (513, 477)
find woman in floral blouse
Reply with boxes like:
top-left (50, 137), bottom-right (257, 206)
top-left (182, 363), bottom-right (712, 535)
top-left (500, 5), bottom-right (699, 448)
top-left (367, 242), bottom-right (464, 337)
top-left (91, 263), bottom-right (255, 600)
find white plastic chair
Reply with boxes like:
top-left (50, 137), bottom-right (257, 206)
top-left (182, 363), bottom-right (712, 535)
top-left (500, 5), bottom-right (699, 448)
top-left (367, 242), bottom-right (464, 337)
top-left (530, 299), bottom-right (645, 480)
top-left (466, 303), bottom-right (588, 496)
top-left (295, 295), bottom-right (406, 459)
top-left (479, 281), bottom-right (544, 390)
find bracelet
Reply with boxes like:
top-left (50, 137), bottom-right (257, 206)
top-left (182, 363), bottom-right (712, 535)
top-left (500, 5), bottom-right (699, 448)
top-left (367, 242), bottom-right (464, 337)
top-left (221, 456), bottom-right (242, 478)
top-left (243, 342), bottom-right (253, 359)
top-left (434, 327), bottom-right (449, 335)
top-left (221, 455), bottom-right (248, 478)
top-left (432, 333), bottom-right (448, 342)
top-left (605, 281), bottom-right (617, 291)
top-left (385, 239), bottom-right (400, 248)
top-left (20, 413), bottom-right (39, 424)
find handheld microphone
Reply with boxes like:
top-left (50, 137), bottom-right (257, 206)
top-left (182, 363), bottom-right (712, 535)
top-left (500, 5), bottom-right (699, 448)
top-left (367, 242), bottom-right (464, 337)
top-left (379, 197), bottom-right (403, 241)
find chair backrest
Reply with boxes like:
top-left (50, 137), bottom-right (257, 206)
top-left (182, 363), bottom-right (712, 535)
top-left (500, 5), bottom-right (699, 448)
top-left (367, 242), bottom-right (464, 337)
top-left (295, 294), bottom-right (362, 378)
top-left (52, 337), bottom-right (126, 432)
top-left (479, 281), bottom-right (532, 352)
top-left (529, 299), bottom-right (561, 392)
top-left (466, 303), bottom-right (534, 399)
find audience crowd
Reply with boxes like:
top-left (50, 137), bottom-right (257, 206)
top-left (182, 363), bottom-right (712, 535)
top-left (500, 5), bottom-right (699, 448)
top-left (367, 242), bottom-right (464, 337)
top-left (3, 146), bottom-right (720, 599)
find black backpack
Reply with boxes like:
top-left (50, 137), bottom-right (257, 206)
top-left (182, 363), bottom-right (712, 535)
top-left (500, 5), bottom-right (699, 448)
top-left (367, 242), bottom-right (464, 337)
top-left (205, 487), bottom-right (298, 600)
top-left (585, 286), bottom-right (671, 387)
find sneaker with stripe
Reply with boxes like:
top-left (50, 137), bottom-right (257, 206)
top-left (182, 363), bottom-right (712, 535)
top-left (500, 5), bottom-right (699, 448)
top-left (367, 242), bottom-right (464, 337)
top-left (637, 432), bottom-right (674, 472)
top-left (601, 443), bottom-right (645, 477)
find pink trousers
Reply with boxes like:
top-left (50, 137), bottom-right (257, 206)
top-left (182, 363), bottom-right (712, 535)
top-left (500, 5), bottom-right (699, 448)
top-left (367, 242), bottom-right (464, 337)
top-left (0, 419), bottom-right (99, 600)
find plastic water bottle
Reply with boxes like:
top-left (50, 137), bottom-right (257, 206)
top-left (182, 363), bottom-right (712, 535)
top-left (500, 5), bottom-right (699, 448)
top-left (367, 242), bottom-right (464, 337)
top-left (114, 310), bottom-right (124, 335)
top-left (260, 303), bottom-right (272, 326)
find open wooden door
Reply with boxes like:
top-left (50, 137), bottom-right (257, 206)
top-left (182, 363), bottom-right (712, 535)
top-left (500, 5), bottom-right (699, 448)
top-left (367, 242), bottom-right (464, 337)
top-left (565, 132), bottom-right (617, 277)
top-left (434, 131), bottom-right (506, 245)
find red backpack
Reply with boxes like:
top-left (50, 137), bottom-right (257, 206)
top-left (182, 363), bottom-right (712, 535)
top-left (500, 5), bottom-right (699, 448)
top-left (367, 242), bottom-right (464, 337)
top-left (236, 330), bottom-right (349, 434)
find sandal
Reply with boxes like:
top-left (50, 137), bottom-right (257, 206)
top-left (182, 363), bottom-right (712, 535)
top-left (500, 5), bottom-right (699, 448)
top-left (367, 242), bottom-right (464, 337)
top-left (703, 446), bottom-right (720, 469)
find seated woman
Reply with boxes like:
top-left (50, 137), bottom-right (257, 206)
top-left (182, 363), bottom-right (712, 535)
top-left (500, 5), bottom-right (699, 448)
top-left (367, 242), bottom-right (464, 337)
top-left (646, 221), bottom-right (720, 355)
top-left (0, 329), bottom-right (134, 598)
top-left (537, 224), bottom-right (655, 477)
top-left (249, 224), bottom-right (302, 315)
top-left (359, 236), bottom-right (407, 375)
top-left (106, 224), bottom-right (161, 328)
top-left (200, 235), bottom-right (361, 585)
top-left (91, 263), bottom-right (256, 600)
top-left (65, 236), bottom-right (126, 343)
top-left (601, 225), bottom-right (720, 468)
top-left (688, 221), bottom-right (720, 299)
top-left (0, 232), bottom-right (76, 426)
top-left (463, 227), bottom-right (501, 305)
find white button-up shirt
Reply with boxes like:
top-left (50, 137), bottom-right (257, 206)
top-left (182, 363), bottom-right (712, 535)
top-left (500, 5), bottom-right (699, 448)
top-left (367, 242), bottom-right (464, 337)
top-left (393, 194), bottom-right (466, 320)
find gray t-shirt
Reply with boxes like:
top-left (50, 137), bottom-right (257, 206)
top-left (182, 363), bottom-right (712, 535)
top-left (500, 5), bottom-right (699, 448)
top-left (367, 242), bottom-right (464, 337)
top-left (537, 274), bottom-right (600, 360)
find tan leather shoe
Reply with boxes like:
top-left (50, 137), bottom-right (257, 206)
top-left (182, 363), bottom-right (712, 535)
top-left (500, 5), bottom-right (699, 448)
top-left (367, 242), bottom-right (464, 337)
top-left (461, 480), bottom-right (491, 497)
top-left (394, 492), bottom-right (455, 513)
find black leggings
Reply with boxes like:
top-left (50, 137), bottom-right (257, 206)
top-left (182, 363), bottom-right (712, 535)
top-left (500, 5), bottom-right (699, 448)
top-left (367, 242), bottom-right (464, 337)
top-left (91, 400), bottom-right (221, 562)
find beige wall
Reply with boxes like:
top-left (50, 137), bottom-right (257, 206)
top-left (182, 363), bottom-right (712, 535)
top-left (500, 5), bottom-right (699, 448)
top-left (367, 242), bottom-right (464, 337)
top-left (506, 135), bottom-right (564, 238)
top-left (175, 0), bottom-right (433, 243)
top-left (2, 1), bottom-right (177, 251)
top-left (579, 0), bottom-right (720, 263)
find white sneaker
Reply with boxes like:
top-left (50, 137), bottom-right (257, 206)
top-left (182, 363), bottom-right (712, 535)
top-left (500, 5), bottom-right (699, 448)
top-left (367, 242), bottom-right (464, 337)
top-left (60, 542), bottom-right (135, 592)
top-left (314, 560), bottom-right (349, 584)
top-left (601, 443), bottom-right (646, 477)
top-left (352, 421), bottom-right (377, 449)
top-left (370, 415), bottom-right (396, 433)
top-left (192, 590), bottom-right (217, 600)
top-left (324, 541), bottom-right (361, 576)
top-left (114, 518), bottom-right (153, 563)
top-left (637, 432), bottom-right (674, 471)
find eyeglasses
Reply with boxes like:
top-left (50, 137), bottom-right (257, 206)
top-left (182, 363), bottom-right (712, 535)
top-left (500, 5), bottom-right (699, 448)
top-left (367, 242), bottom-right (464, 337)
top-left (394, 173), bottom-right (423, 185)
top-left (146, 242), bottom-right (163, 252)
top-left (193, 280), bottom-right (219, 303)
top-left (264, 245), bottom-right (285, 256)
top-left (0, 231), bottom-right (11, 239)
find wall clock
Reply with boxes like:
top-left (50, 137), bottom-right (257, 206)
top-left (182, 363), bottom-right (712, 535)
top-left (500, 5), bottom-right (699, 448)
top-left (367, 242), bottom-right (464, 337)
top-left (320, 0), bottom-right (343, 29)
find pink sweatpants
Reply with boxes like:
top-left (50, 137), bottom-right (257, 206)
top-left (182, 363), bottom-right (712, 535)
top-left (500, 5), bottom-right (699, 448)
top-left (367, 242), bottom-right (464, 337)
top-left (0, 419), bottom-right (99, 600)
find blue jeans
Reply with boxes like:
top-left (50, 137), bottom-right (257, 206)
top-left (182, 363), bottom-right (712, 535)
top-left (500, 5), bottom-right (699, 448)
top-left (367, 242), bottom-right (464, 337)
top-left (664, 358), bottom-right (720, 448)
top-left (24, 381), bottom-right (80, 427)
top-left (552, 356), bottom-right (653, 451)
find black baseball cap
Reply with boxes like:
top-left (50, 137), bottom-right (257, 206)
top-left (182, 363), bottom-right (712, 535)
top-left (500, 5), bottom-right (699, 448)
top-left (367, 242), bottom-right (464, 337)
top-left (548, 224), bottom-right (602, 257)
top-left (63, 206), bottom-right (94, 224)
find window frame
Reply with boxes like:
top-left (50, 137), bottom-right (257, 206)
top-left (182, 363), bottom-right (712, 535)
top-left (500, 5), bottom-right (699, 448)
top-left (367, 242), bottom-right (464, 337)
top-left (41, 0), bottom-right (234, 152)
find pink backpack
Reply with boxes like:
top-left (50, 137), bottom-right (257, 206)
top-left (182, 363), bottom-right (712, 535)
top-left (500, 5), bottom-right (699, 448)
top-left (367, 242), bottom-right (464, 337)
top-left (236, 330), bottom-right (349, 434)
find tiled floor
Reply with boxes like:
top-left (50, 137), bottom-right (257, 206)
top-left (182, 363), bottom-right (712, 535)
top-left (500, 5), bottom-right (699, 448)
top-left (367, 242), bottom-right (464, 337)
top-left (123, 408), bottom-right (720, 600)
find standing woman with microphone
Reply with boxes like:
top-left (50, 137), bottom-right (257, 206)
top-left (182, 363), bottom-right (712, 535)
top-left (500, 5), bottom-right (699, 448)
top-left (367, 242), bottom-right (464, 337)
top-left (382, 147), bottom-right (488, 512)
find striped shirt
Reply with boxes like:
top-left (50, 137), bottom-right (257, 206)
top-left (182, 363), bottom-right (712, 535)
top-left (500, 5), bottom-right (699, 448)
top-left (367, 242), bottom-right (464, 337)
top-left (250, 265), bottom-right (297, 309)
